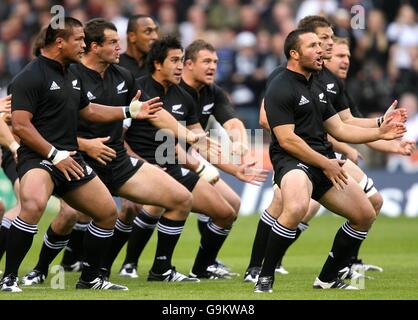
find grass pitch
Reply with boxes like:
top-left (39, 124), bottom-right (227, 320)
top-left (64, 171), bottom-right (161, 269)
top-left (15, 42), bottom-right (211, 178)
top-left (0, 212), bottom-right (417, 300)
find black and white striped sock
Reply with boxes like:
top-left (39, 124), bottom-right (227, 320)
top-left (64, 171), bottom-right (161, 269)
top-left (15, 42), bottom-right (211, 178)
top-left (101, 218), bottom-right (133, 273)
top-left (4, 217), bottom-right (38, 277)
top-left (248, 209), bottom-right (275, 268)
top-left (196, 213), bottom-right (210, 236)
top-left (0, 217), bottom-right (12, 260)
top-left (151, 216), bottom-right (185, 274)
top-left (123, 208), bottom-right (160, 266)
top-left (34, 225), bottom-right (70, 276)
top-left (191, 221), bottom-right (231, 276)
top-left (318, 221), bottom-right (368, 282)
top-left (259, 221), bottom-right (296, 277)
top-left (61, 222), bottom-right (88, 266)
top-left (80, 222), bottom-right (114, 282)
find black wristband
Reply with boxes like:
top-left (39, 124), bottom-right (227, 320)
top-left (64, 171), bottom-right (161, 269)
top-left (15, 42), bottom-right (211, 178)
top-left (124, 106), bottom-right (132, 119)
top-left (48, 148), bottom-right (58, 162)
top-left (377, 116), bottom-right (384, 127)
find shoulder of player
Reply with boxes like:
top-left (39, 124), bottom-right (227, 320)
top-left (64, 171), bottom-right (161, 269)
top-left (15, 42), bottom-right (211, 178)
top-left (111, 63), bottom-right (135, 79)
top-left (11, 59), bottom-right (44, 87)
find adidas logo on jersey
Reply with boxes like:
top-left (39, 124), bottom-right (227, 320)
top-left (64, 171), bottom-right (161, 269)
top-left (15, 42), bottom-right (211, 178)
top-left (299, 95), bottom-right (309, 106)
top-left (181, 168), bottom-right (190, 176)
top-left (202, 103), bottom-right (214, 114)
top-left (72, 79), bottom-right (80, 90)
top-left (50, 81), bottom-right (61, 91)
top-left (171, 104), bottom-right (184, 115)
top-left (318, 93), bottom-right (327, 103)
top-left (116, 81), bottom-right (128, 94)
top-left (87, 91), bottom-right (96, 101)
top-left (326, 83), bottom-right (336, 94)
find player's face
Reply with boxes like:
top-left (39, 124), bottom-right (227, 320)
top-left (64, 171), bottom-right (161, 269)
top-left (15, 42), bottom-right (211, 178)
top-left (315, 26), bottom-right (334, 60)
top-left (134, 17), bottom-right (159, 54)
top-left (190, 49), bottom-right (218, 85)
top-left (298, 33), bottom-right (323, 72)
top-left (62, 26), bottom-right (85, 63)
top-left (160, 49), bottom-right (184, 84)
top-left (96, 29), bottom-right (121, 64)
top-left (326, 43), bottom-right (350, 79)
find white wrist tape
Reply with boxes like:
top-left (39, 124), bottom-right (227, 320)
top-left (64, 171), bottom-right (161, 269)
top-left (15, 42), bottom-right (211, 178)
top-left (128, 100), bottom-right (143, 118)
top-left (48, 146), bottom-right (70, 165)
top-left (8, 141), bottom-right (20, 153)
top-left (196, 162), bottom-right (219, 183)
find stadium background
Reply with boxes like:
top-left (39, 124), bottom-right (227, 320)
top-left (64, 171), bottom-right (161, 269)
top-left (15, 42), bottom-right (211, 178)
top-left (1, 0), bottom-right (417, 217)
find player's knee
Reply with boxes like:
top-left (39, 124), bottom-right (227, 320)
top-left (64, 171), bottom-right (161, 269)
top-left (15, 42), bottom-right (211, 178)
top-left (284, 201), bottom-right (309, 220)
top-left (120, 200), bottom-right (142, 222)
top-left (229, 195), bottom-right (241, 215)
top-left (58, 205), bottom-right (79, 226)
top-left (175, 190), bottom-right (193, 214)
top-left (370, 192), bottom-right (383, 216)
top-left (21, 197), bottom-right (48, 216)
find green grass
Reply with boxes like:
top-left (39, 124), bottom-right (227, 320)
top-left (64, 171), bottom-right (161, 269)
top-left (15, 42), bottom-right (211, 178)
top-left (1, 212), bottom-right (417, 300)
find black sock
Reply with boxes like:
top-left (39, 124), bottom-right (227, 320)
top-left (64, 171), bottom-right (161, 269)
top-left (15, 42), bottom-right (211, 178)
top-left (318, 221), bottom-right (367, 282)
top-left (4, 217), bottom-right (37, 277)
top-left (61, 222), bottom-right (88, 266)
top-left (101, 219), bottom-right (132, 273)
top-left (259, 221), bottom-right (296, 277)
top-left (276, 222), bottom-right (308, 267)
top-left (34, 225), bottom-right (71, 276)
top-left (196, 214), bottom-right (209, 236)
top-left (123, 209), bottom-right (159, 266)
top-left (0, 217), bottom-right (12, 261)
top-left (247, 210), bottom-right (275, 268)
top-left (191, 221), bottom-right (230, 275)
top-left (151, 216), bottom-right (185, 274)
top-left (349, 240), bottom-right (362, 264)
top-left (80, 222), bottom-right (113, 282)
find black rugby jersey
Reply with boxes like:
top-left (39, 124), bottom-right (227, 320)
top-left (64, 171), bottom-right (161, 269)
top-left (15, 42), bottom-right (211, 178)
top-left (265, 68), bottom-right (336, 158)
top-left (10, 55), bottom-right (90, 157)
top-left (118, 53), bottom-right (149, 79)
top-left (179, 79), bottom-right (236, 130)
top-left (316, 66), bottom-right (349, 113)
top-left (125, 75), bottom-right (199, 163)
top-left (70, 63), bottom-right (140, 156)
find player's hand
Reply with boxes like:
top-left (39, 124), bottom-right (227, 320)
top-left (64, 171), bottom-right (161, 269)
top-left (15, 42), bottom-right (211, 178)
top-left (396, 139), bottom-right (416, 156)
top-left (192, 135), bottom-right (222, 162)
top-left (0, 95), bottom-right (11, 113)
top-left (231, 141), bottom-right (249, 156)
top-left (83, 136), bottom-right (116, 165)
top-left (235, 161), bottom-right (269, 186)
top-left (379, 114), bottom-right (407, 140)
top-left (344, 147), bottom-right (363, 165)
top-left (54, 151), bottom-right (85, 181)
top-left (383, 100), bottom-right (407, 124)
top-left (322, 159), bottom-right (348, 191)
top-left (130, 90), bottom-right (163, 120)
top-left (186, 131), bottom-right (207, 145)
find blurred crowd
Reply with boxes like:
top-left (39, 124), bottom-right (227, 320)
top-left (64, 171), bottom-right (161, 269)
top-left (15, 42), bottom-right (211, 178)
top-left (1, 0), bottom-right (418, 167)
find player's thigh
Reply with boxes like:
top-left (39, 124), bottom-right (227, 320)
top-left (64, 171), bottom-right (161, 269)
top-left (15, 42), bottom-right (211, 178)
top-left (214, 178), bottom-right (240, 213)
top-left (278, 169), bottom-right (313, 228)
top-left (319, 175), bottom-right (375, 228)
top-left (117, 162), bottom-right (191, 209)
top-left (19, 168), bottom-right (54, 223)
top-left (191, 178), bottom-right (235, 220)
top-left (62, 176), bottom-right (117, 221)
top-left (342, 159), bottom-right (366, 183)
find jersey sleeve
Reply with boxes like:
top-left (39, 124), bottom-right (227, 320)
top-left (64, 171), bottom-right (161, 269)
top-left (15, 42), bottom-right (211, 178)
top-left (184, 92), bottom-right (200, 126)
top-left (264, 77), bottom-right (295, 129)
top-left (322, 101), bottom-right (337, 121)
top-left (78, 81), bottom-right (90, 110)
top-left (332, 77), bottom-right (349, 112)
top-left (212, 85), bottom-right (237, 124)
top-left (10, 71), bottom-right (42, 114)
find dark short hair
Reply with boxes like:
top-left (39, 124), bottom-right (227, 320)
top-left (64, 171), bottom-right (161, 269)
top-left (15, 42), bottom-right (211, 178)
top-left (84, 18), bottom-right (117, 53)
top-left (297, 15), bottom-right (332, 33)
top-left (146, 35), bottom-right (183, 73)
top-left (185, 39), bottom-right (216, 62)
top-left (127, 14), bottom-right (153, 33)
top-left (284, 28), bottom-right (313, 59)
top-left (32, 27), bottom-right (47, 57)
top-left (44, 17), bottom-right (83, 47)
